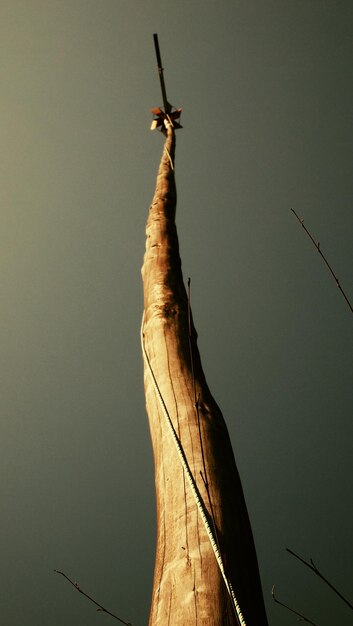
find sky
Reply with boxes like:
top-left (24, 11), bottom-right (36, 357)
top-left (0, 1), bottom-right (352, 625)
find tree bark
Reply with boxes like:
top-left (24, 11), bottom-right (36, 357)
top-left (141, 123), bottom-right (268, 626)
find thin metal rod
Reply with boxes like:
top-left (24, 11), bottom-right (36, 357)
top-left (186, 278), bottom-right (229, 618)
top-left (153, 33), bottom-right (169, 113)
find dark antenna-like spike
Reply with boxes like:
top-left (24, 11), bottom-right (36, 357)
top-left (150, 34), bottom-right (182, 133)
top-left (153, 33), bottom-right (170, 114)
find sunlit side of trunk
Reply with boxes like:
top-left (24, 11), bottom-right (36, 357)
top-left (141, 124), bottom-right (268, 626)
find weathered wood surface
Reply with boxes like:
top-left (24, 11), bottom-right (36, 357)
top-left (141, 123), bottom-right (268, 626)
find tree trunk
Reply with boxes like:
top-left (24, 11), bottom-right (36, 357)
top-left (141, 123), bottom-right (268, 626)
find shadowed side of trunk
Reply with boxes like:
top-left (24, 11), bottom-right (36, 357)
top-left (141, 124), bottom-right (268, 626)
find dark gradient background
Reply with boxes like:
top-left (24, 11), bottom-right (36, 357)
top-left (1, 2), bottom-right (352, 625)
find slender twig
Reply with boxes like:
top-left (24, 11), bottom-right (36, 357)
top-left (291, 208), bottom-right (353, 315)
top-left (286, 549), bottom-right (353, 611)
top-left (272, 585), bottom-right (320, 625)
top-left (54, 570), bottom-right (133, 625)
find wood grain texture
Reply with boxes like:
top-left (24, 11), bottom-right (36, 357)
top-left (141, 124), bottom-right (268, 626)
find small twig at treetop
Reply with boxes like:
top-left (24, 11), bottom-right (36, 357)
top-left (271, 585), bottom-right (320, 626)
top-left (291, 208), bottom-right (353, 315)
top-left (54, 569), bottom-right (133, 625)
top-left (286, 548), bottom-right (353, 611)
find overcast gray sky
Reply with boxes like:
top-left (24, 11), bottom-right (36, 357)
top-left (1, 1), bottom-right (352, 625)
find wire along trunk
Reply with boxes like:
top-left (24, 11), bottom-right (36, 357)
top-left (141, 123), bottom-right (268, 626)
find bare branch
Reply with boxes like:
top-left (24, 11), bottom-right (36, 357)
top-left (286, 548), bottom-right (353, 611)
top-left (271, 585), bottom-right (320, 626)
top-left (54, 570), bottom-right (133, 625)
top-left (291, 208), bottom-right (353, 315)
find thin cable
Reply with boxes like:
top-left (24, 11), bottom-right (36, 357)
top-left (141, 314), bottom-right (246, 626)
top-left (163, 118), bottom-right (174, 169)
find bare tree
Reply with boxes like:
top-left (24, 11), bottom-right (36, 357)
top-left (141, 120), bottom-right (268, 625)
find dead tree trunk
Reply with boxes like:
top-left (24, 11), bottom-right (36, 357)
top-left (141, 123), bottom-right (268, 626)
